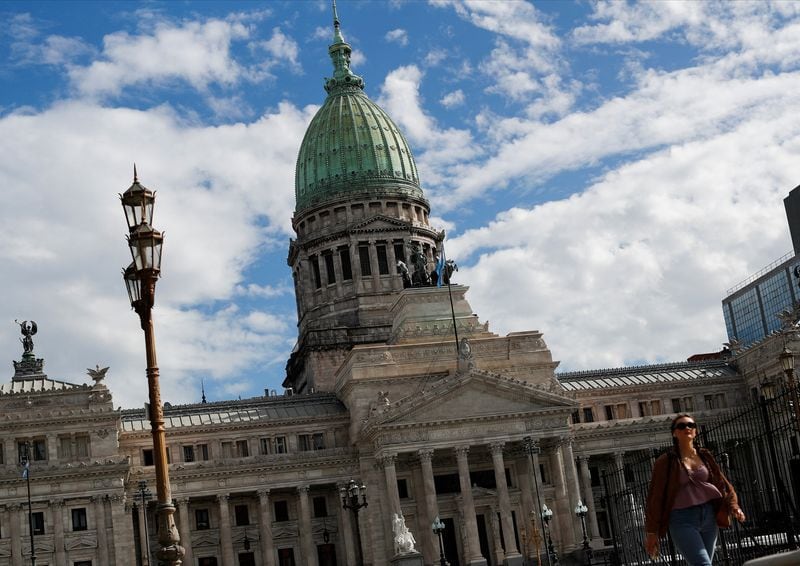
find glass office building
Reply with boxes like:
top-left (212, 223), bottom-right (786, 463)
top-left (723, 251), bottom-right (800, 346)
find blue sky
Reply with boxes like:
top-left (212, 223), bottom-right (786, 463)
top-left (2, 0), bottom-right (799, 409)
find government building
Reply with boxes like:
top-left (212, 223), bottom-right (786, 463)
top-left (0, 7), bottom-right (793, 566)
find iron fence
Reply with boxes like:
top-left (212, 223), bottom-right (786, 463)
top-left (600, 387), bottom-right (800, 565)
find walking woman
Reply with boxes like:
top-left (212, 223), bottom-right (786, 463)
top-left (644, 414), bottom-right (746, 565)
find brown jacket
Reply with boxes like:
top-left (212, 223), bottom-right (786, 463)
top-left (644, 448), bottom-right (739, 537)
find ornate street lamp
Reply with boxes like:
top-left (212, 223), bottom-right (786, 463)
top-left (432, 516), bottom-right (449, 566)
top-left (21, 442), bottom-right (35, 566)
top-left (137, 480), bottom-right (153, 566)
top-left (120, 168), bottom-right (184, 565)
top-left (340, 480), bottom-right (367, 566)
top-left (574, 500), bottom-right (592, 565)
top-left (322, 516), bottom-right (331, 544)
top-left (243, 529), bottom-right (251, 551)
top-left (780, 347), bottom-right (800, 430)
top-left (542, 504), bottom-right (558, 565)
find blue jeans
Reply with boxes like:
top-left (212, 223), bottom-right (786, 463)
top-left (669, 502), bottom-right (718, 566)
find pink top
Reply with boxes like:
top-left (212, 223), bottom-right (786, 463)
top-left (672, 464), bottom-right (723, 510)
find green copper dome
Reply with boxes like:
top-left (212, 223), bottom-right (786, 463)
top-left (294, 5), bottom-right (423, 214)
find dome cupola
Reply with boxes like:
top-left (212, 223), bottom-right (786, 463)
top-left (294, 3), bottom-right (423, 215)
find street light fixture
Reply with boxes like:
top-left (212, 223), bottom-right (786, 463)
top-left (121, 168), bottom-right (184, 566)
top-left (574, 500), bottom-right (592, 565)
top-left (340, 479), bottom-right (368, 566)
top-left (780, 347), bottom-right (800, 431)
top-left (541, 504), bottom-right (558, 565)
top-left (243, 529), bottom-right (251, 551)
top-left (432, 516), bottom-right (449, 566)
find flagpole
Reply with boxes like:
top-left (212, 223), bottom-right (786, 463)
top-left (437, 241), bottom-right (460, 357)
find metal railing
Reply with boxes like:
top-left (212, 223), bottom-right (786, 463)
top-left (600, 388), bottom-right (800, 565)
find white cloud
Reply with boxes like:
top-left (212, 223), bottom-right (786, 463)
top-left (8, 13), bottom-right (95, 66)
top-left (253, 27), bottom-right (302, 74)
top-left (385, 28), bottom-right (409, 47)
top-left (440, 89), bottom-right (464, 108)
top-left (69, 19), bottom-right (251, 98)
top-left (0, 98), bottom-right (315, 407)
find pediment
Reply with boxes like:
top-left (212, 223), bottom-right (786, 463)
top-left (370, 370), bottom-right (575, 429)
top-left (350, 214), bottom-right (410, 232)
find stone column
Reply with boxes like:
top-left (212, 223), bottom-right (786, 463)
top-left (258, 489), bottom-right (276, 566)
top-left (489, 442), bottom-right (521, 562)
top-left (218, 494), bottom-right (235, 566)
top-left (577, 457), bottom-right (600, 539)
top-left (382, 453), bottom-right (402, 518)
top-left (46, 433), bottom-right (58, 461)
top-left (10, 504), bottom-right (22, 563)
top-left (369, 240), bottom-right (381, 289)
top-left (490, 505), bottom-right (505, 565)
top-left (110, 496), bottom-right (135, 566)
top-left (94, 496), bottom-right (110, 566)
top-left (551, 444), bottom-right (576, 549)
top-left (455, 446), bottom-right (487, 566)
top-left (614, 452), bottom-right (626, 490)
top-left (176, 498), bottom-right (194, 566)
top-left (337, 482), bottom-right (356, 566)
top-left (418, 448), bottom-right (439, 564)
top-left (298, 485), bottom-right (317, 566)
top-left (563, 440), bottom-right (584, 543)
top-left (52, 498), bottom-right (66, 566)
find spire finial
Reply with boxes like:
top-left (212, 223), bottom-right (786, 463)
top-left (201, 378), bottom-right (207, 404)
top-left (133, 163), bottom-right (138, 183)
top-left (332, 0), bottom-right (344, 44)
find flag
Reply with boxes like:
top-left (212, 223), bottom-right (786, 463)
top-left (435, 243), bottom-right (446, 287)
top-left (22, 460), bottom-right (29, 479)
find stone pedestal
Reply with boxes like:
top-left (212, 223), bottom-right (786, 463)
top-left (503, 556), bottom-right (524, 566)
top-left (390, 552), bottom-right (424, 566)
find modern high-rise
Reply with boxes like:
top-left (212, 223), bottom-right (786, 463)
top-left (722, 185), bottom-right (800, 347)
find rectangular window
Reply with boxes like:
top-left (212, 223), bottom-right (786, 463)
top-left (313, 433), bottom-right (325, 450)
top-left (715, 393), bottom-right (726, 408)
top-left (313, 496), bottom-right (327, 518)
top-left (394, 242), bottom-right (406, 265)
top-left (0, 442), bottom-right (3, 464)
top-left (20, 439), bottom-right (48, 462)
top-left (278, 548), bottom-right (296, 566)
top-left (32, 439), bottom-right (46, 461)
top-left (195, 508), bottom-right (210, 530)
top-left (339, 247), bottom-right (352, 280)
top-left (274, 436), bottom-right (287, 454)
top-left (311, 256), bottom-right (321, 289)
top-left (75, 435), bottom-right (89, 458)
top-left (683, 396), bottom-right (694, 412)
top-left (616, 403), bottom-right (629, 419)
top-left (142, 448), bottom-right (154, 466)
top-left (32, 511), bottom-right (45, 535)
top-left (260, 438), bottom-right (271, 455)
top-left (274, 500), bottom-right (289, 522)
top-left (571, 409), bottom-right (580, 424)
top-left (183, 446), bottom-right (195, 462)
top-left (235, 440), bottom-right (249, 458)
top-left (324, 253), bottom-right (336, 284)
top-left (650, 400), bottom-right (662, 416)
top-left (358, 245), bottom-right (372, 276)
top-left (75, 561), bottom-right (93, 566)
top-left (397, 478), bottom-right (409, 499)
top-left (198, 444), bottom-right (209, 461)
top-left (604, 405), bottom-right (614, 421)
top-left (705, 394), bottom-right (715, 410)
top-left (222, 441), bottom-right (233, 458)
top-left (198, 558), bottom-right (218, 566)
top-left (60, 436), bottom-right (73, 460)
top-left (234, 504), bottom-right (250, 526)
top-left (376, 244), bottom-right (389, 275)
top-left (71, 508), bottom-right (88, 531)
top-left (638, 402), bottom-right (648, 417)
top-left (671, 398), bottom-right (681, 413)
top-left (582, 407), bottom-right (594, 423)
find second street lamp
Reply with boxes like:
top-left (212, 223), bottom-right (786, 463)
top-left (121, 168), bottom-right (184, 566)
top-left (542, 504), bottom-right (558, 565)
top-left (340, 480), bottom-right (367, 566)
top-left (574, 500), bottom-right (592, 565)
top-left (780, 347), bottom-right (800, 432)
top-left (432, 516), bottom-right (449, 566)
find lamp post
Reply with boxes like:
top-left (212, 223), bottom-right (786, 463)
top-left (524, 437), bottom-right (551, 566)
top-left (542, 504), bottom-right (558, 565)
top-left (575, 500), bottom-right (592, 565)
top-left (21, 442), bottom-right (35, 566)
top-left (432, 516), bottom-right (449, 566)
top-left (340, 479), bottom-right (367, 566)
top-left (137, 480), bottom-right (153, 565)
top-left (243, 529), bottom-right (251, 551)
top-left (780, 347), bottom-right (800, 431)
top-left (121, 168), bottom-right (184, 565)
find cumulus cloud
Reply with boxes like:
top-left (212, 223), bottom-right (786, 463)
top-left (252, 27), bottom-right (302, 74)
top-left (440, 89), bottom-right (464, 108)
top-left (8, 13), bottom-right (95, 66)
top-left (385, 28), bottom-right (409, 47)
top-left (0, 99), bottom-right (315, 406)
top-left (68, 19), bottom-right (251, 98)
